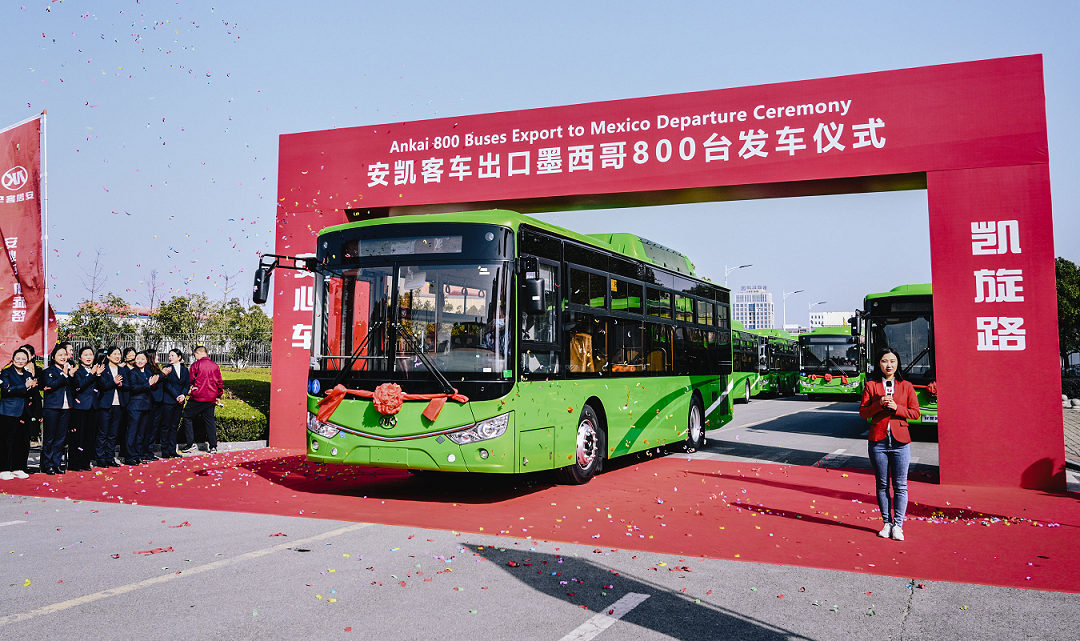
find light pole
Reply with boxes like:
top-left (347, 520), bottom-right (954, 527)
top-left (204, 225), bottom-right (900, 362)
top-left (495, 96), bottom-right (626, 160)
top-left (782, 290), bottom-right (803, 328)
top-left (808, 300), bottom-right (827, 329)
top-left (725, 264), bottom-right (752, 287)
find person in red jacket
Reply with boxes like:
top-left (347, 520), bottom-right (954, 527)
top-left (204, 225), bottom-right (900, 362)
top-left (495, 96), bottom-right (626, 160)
top-left (179, 346), bottom-right (224, 455)
top-left (860, 346), bottom-right (921, 542)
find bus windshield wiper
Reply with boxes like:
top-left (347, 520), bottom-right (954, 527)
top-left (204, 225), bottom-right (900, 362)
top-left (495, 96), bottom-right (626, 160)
top-left (903, 346), bottom-right (931, 377)
top-left (392, 321), bottom-right (456, 395)
top-left (329, 321), bottom-right (385, 389)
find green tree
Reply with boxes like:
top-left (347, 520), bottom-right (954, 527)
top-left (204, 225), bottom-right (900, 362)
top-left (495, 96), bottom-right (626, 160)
top-left (1059, 257), bottom-right (1080, 371)
top-left (57, 293), bottom-right (135, 347)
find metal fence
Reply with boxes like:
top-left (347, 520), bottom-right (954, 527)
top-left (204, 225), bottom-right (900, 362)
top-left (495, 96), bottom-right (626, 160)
top-left (62, 333), bottom-right (273, 369)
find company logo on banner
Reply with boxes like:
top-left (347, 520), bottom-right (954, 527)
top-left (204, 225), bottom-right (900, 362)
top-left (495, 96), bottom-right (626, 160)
top-left (2, 166), bottom-right (28, 191)
top-left (0, 116), bottom-right (54, 359)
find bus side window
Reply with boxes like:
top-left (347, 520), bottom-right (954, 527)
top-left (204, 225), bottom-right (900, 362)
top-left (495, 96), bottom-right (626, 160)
top-left (522, 262), bottom-right (557, 343)
top-left (569, 317), bottom-right (608, 375)
top-left (648, 324), bottom-right (671, 373)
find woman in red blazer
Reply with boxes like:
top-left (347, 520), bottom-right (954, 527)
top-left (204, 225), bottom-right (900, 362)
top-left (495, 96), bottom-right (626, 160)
top-left (860, 347), bottom-right (921, 541)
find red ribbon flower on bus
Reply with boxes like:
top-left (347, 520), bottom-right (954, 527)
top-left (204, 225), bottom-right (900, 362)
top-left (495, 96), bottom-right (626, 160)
top-left (317, 383), bottom-right (469, 427)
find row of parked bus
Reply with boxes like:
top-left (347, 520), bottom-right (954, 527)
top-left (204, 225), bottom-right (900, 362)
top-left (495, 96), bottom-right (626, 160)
top-left (255, 210), bottom-right (938, 483)
top-left (729, 284), bottom-right (937, 429)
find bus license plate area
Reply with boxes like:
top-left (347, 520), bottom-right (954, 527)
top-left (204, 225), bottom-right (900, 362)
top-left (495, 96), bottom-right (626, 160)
top-left (922, 414), bottom-right (938, 423)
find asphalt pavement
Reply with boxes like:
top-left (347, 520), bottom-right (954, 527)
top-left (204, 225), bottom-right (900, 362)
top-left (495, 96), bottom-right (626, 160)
top-left (4, 395), bottom-right (1079, 640)
top-left (3, 495), bottom-right (1078, 641)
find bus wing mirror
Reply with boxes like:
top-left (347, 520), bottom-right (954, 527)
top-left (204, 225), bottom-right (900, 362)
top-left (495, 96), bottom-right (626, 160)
top-left (252, 266), bottom-right (273, 305)
top-left (517, 255), bottom-right (539, 274)
top-left (524, 278), bottom-right (546, 315)
top-left (849, 313), bottom-right (861, 337)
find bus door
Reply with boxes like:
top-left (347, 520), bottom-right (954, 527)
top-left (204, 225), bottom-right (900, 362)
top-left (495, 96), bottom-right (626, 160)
top-left (520, 258), bottom-right (561, 378)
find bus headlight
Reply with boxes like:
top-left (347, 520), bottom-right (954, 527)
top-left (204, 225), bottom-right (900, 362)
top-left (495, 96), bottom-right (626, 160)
top-left (447, 413), bottom-right (509, 445)
top-left (307, 412), bottom-right (340, 439)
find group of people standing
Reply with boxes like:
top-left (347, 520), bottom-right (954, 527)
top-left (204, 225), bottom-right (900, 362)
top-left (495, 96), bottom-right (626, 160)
top-left (0, 343), bottom-right (223, 480)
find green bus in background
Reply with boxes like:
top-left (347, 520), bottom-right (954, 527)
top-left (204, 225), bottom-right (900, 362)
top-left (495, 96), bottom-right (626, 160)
top-left (730, 321), bottom-right (761, 403)
top-left (255, 210), bottom-right (735, 484)
top-left (861, 284), bottom-right (938, 428)
top-left (797, 325), bottom-right (865, 400)
top-left (750, 328), bottom-right (800, 397)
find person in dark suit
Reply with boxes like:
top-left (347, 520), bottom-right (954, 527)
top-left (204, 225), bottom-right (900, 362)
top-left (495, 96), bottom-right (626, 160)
top-left (94, 346), bottom-right (125, 468)
top-left (17, 343), bottom-right (43, 447)
top-left (69, 346), bottom-right (104, 471)
top-left (40, 344), bottom-right (75, 475)
top-left (160, 349), bottom-right (190, 459)
top-left (141, 349), bottom-right (166, 461)
top-left (121, 352), bottom-right (160, 466)
top-left (0, 348), bottom-right (38, 480)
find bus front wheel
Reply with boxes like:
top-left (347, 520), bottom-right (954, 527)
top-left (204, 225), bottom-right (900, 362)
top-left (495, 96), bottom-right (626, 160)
top-left (682, 397), bottom-right (705, 453)
top-left (556, 405), bottom-right (604, 485)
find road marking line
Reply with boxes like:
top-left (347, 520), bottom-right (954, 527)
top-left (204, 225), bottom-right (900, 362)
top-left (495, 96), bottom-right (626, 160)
top-left (0, 520), bottom-right (28, 527)
top-left (558, 592), bottom-right (650, 641)
top-left (0, 522), bottom-right (372, 627)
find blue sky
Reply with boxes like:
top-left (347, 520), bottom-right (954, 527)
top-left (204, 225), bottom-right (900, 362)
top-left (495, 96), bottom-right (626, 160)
top-left (3, 0), bottom-right (1076, 327)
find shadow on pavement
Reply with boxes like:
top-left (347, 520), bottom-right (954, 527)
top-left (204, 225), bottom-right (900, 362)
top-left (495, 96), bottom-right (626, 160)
top-left (468, 544), bottom-right (814, 641)
top-left (238, 455), bottom-right (557, 505)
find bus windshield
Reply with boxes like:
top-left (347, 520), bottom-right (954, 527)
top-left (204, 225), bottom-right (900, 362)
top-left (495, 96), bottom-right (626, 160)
top-left (317, 262), bottom-right (512, 381)
top-left (800, 338), bottom-right (859, 374)
top-left (870, 315), bottom-right (933, 380)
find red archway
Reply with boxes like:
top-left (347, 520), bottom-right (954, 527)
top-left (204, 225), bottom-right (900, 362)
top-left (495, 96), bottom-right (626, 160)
top-left (271, 55), bottom-right (1063, 490)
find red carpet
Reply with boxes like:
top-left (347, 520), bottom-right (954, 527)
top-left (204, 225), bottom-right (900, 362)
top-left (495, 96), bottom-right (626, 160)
top-left (7, 448), bottom-right (1079, 593)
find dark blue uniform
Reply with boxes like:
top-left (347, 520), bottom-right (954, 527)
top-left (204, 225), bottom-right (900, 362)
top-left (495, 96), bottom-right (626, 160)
top-left (0, 366), bottom-right (36, 475)
top-left (121, 366), bottom-right (155, 465)
top-left (69, 365), bottom-right (100, 471)
top-left (94, 364), bottom-right (125, 467)
top-left (40, 365), bottom-right (72, 474)
top-left (160, 363), bottom-right (190, 458)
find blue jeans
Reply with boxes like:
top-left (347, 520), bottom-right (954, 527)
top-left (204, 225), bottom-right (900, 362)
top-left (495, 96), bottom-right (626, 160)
top-left (869, 438), bottom-right (910, 526)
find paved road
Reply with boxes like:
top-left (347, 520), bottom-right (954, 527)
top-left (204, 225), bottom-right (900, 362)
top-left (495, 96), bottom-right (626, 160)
top-left (694, 396), bottom-right (939, 479)
top-left (2, 495), bottom-right (1078, 641)
top-left (4, 396), bottom-right (1079, 639)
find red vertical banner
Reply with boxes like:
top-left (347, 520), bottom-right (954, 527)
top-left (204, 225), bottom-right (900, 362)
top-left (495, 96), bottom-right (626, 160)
top-left (0, 116), bottom-right (52, 361)
top-left (928, 165), bottom-right (1064, 490)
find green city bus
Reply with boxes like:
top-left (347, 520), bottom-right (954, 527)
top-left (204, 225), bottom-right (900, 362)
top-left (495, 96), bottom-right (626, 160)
top-left (730, 321), bottom-right (760, 403)
top-left (861, 284), bottom-right (938, 428)
top-left (797, 325), bottom-right (865, 400)
top-left (256, 210), bottom-right (734, 484)
top-left (750, 328), bottom-right (799, 397)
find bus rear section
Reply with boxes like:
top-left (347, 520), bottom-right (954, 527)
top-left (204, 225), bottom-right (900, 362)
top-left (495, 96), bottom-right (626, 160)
top-left (730, 322), bottom-right (761, 403)
top-left (797, 325), bottom-right (864, 400)
top-left (862, 284), bottom-right (938, 428)
top-left (295, 211), bottom-right (734, 483)
top-left (750, 328), bottom-right (799, 397)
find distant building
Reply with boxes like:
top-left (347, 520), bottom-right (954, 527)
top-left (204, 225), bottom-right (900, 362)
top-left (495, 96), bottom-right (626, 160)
top-left (809, 311), bottom-right (854, 329)
top-left (733, 286), bottom-right (774, 330)
top-left (783, 324), bottom-right (810, 335)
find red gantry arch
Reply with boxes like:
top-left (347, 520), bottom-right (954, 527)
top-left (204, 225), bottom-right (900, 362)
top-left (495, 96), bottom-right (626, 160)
top-left (271, 54), bottom-right (1063, 490)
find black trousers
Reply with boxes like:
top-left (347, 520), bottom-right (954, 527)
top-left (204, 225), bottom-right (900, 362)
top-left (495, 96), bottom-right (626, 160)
top-left (141, 401), bottom-right (165, 458)
top-left (96, 405), bottom-right (123, 463)
top-left (69, 410), bottom-right (97, 470)
top-left (0, 413), bottom-right (31, 473)
top-left (41, 408), bottom-right (71, 471)
top-left (122, 408), bottom-right (147, 462)
top-left (182, 401), bottom-right (217, 449)
top-left (161, 403), bottom-right (184, 455)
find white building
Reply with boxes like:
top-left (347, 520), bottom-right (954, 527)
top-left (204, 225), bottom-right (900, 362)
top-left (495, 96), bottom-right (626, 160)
top-left (733, 286), bottom-right (774, 330)
top-left (809, 311), bottom-right (854, 329)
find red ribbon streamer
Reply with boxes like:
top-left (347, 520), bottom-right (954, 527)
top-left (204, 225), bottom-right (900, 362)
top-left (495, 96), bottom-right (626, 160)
top-left (317, 384), bottom-right (468, 423)
top-left (809, 374), bottom-right (849, 385)
top-left (913, 381), bottom-right (939, 397)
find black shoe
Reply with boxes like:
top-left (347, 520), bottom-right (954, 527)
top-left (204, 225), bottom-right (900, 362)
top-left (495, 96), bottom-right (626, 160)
top-left (43, 468), bottom-right (56, 475)
top-left (123, 459), bottom-right (140, 466)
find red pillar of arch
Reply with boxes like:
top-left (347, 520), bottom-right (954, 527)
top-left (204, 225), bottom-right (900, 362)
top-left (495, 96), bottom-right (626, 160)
top-left (928, 165), bottom-right (1062, 488)
top-left (271, 55), bottom-right (1064, 490)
